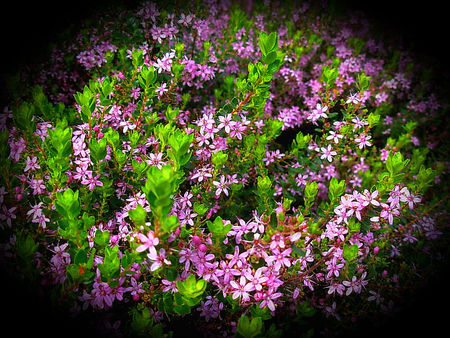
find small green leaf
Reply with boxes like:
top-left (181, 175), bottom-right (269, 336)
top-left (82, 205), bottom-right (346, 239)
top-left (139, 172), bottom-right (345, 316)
top-left (128, 204), bottom-right (147, 227)
top-left (343, 243), bottom-right (359, 261)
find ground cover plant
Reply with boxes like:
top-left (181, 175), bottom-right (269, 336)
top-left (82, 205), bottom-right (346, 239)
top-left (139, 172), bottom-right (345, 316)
top-left (1, 0), bottom-right (449, 337)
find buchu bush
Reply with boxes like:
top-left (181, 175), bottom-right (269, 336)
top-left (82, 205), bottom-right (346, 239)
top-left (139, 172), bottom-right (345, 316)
top-left (0, 1), bottom-right (449, 337)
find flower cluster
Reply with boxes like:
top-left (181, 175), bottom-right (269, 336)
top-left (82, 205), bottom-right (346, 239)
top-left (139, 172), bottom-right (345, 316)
top-left (0, 1), bottom-right (448, 337)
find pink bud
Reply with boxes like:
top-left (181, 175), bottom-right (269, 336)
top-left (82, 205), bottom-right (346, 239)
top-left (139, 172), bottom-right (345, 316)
top-left (198, 244), bottom-right (207, 252)
top-left (192, 235), bottom-right (202, 246)
top-left (98, 132), bottom-right (104, 139)
top-left (373, 246), bottom-right (379, 254)
top-left (382, 270), bottom-right (388, 278)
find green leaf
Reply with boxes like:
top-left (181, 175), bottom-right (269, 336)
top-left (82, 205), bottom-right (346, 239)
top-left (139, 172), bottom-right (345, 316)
top-left (193, 202), bottom-right (208, 216)
top-left (304, 181), bottom-right (318, 201)
top-left (265, 32), bottom-right (279, 53)
top-left (160, 215), bottom-right (179, 234)
top-left (206, 216), bottom-right (232, 238)
top-left (173, 304), bottom-right (191, 315)
top-left (128, 204), bottom-right (147, 227)
top-left (176, 274), bottom-right (207, 299)
top-left (74, 249), bottom-right (88, 265)
top-left (328, 177), bottom-right (346, 201)
top-left (343, 243), bottom-right (359, 261)
top-left (257, 176), bottom-right (272, 195)
top-left (212, 151), bottom-right (228, 168)
top-left (259, 31), bottom-right (269, 56)
top-left (89, 137), bottom-right (107, 162)
top-left (237, 315), bottom-right (263, 338)
top-left (94, 230), bottom-right (110, 247)
top-left (262, 51), bottom-right (277, 65)
top-left (54, 188), bottom-right (80, 219)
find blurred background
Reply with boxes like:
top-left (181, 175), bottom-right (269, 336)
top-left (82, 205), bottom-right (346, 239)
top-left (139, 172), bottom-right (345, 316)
top-left (0, 1), bottom-right (448, 337)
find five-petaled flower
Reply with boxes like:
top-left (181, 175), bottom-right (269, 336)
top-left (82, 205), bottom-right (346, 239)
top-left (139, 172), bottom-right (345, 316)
top-left (81, 172), bottom-right (103, 191)
top-left (319, 145), bottom-right (337, 162)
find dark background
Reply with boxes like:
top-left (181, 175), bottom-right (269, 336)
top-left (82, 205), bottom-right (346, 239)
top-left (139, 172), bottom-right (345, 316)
top-left (0, 0), bottom-right (449, 337)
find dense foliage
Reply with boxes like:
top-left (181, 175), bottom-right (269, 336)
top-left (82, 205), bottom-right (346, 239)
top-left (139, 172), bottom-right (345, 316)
top-left (1, 1), bottom-right (449, 337)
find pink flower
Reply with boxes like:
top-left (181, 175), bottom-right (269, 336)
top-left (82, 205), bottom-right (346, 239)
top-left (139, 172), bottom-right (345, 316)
top-left (161, 279), bottom-right (178, 293)
top-left (147, 248), bottom-right (171, 271)
top-left (326, 131), bottom-right (343, 144)
top-left (259, 289), bottom-right (283, 312)
top-left (399, 187), bottom-right (421, 209)
top-left (230, 276), bottom-right (254, 301)
top-left (319, 145), bottom-right (337, 162)
top-left (155, 83), bottom-right (168, 96)
top-left (355, 133), bottom-right (372, 149)
top-left (81, 172), bottom-right (103, 191)
top-left (0, 205), bottom-right (17, 227)
top-left (212, 175), bottom-right (229, 196)
top-left (265, 248), bottom-right (292, 271)
top-left (379, 203), bottom-right (400, 225)
top-left (215, 260), bottom-right (241, 284)
top-left (244, 267), bottom-right (269, 291)
top-left (217, 114), bottom-right (234, 134)
top-left (24, 156), bottom-right (41, 172)
top-left (136, 231), bottom-right (159, 253)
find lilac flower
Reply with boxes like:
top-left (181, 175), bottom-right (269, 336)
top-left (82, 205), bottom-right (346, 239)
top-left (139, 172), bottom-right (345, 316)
top-left (32, 213), bottom-right (50, 229)
top-left (259, 289), bottom-right (283, 312)
top-left (351, 117), bottom-right (369, 130)
top-left (177, 191), bottom-right (193, 208)
top-left (355, 133), bottom-right (372, 149)
top-left (130, 87), bottom-right (141, 100)
top-left (119, 120), bottom-right (137, 134)
top-left (215, 260), bottom-right (241, 284)
top-left (326, 131), bottom-right (343, 144)
top-left (325, 256), bottom-right (345, 278)
top-left (230, 276), bottom-right (254, 301)
top-left (327, 282), bottom-right (346, 296)
top-left (226, 246), bottom-right (249, 269)
top-left (342, 275), bottom-right (361, 295)
top-left (228, 121), bottom-right (247, 140)
top-left (136, 231), bottom-right (159, 254)
top-left (161, 279), bottom-right (178, 293)
top-left (24, 156), bottom-right (41, 172)
top-left (91, 281), bottom-right (115, 309)
top-left (147, 248), bottom-right (171, 271)
top-left (362, 189), bottom-right (380, 207)
top-left (229, 219), bottom-right (254, 244)
top-left (269, 233), bottom-right (286, 251)
top-left (217, 114), bottom-right (234, 133)
top-left (319, 145), bottom-right (337, 162)
top-left (0, 204), bottom-right (17, 228)
top-left (265, 248), bottom-right (292, 271)
top-left (146, 152), bottom-right (166, 169)
top-left (197, 296), bottom-right (223, 322)
top-left (29, 177), bottom-right (46, 195)
top-left (379, 203), bottom-right (400, 225)
top-left (244, 267), bottom-right (269, 292)
top-left (128, 277), bottom-right (145, 301)
top-left (155, 83), bottom-right (168, 96)
top-left (81, 172), bottom-right (103, 191)
top-left (27, 202), bottom-right (44, 220)
top-left (346, 92), bottom-right (361, 104)
top-left (368, 290), bottom-right (384, 304)
top-left (399, 187), bottom-right (421, 209)
top-left (212, 175), bottom-right (229, 196)
top-left (191, 165), bottom-right (213, 182)
top-left (307, 103), bottom-right (328, 123)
